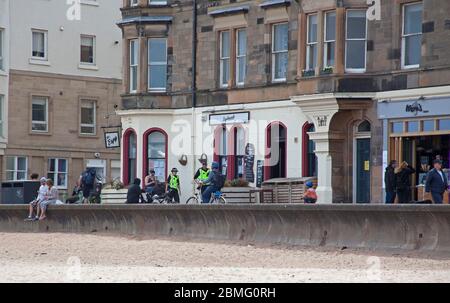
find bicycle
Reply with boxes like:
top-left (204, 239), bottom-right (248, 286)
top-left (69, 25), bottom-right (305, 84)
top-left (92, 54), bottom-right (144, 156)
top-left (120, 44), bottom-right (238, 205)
top-left (185, 184), bottom-right (226, 204)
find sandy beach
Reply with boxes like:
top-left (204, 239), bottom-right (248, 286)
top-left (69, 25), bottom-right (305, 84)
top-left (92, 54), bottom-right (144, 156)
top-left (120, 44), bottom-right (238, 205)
top-left (1, 232), bottom-right (450, 283)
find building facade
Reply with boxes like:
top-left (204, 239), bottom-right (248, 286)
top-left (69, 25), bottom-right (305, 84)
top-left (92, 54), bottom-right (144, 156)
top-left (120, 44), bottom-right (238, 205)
top-left (2, 0), bottom-right (123, 195)
top-left (117, 0), bottom-right (450, 203)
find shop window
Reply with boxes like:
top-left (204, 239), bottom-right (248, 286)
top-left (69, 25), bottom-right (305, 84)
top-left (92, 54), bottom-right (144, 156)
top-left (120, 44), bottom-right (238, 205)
top-left (438, 119), bottom-right (450, 131)
top-left (391, 122), bottom-right (404, 134)
top-left (407, 121), bottom-right (419, 133)
top-left (302, 123), bottom-right (317, 177)
top-left (47, 158), bottom-right (68, 189)
top-left (345, 10), bottom-right (367, 72)
top-left (144, 129), bottom-right (167, 183)
top-left (422, 120), bottom-right (435, 132)
top-left (402, 2), bottom-right (422, 69)
top-left (122, 129), bottom-right (137, 185)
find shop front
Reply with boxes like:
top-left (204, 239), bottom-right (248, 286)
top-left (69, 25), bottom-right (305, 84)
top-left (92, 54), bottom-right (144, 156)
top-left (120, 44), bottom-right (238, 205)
top-left (378, 91), bottom-right (450, 203)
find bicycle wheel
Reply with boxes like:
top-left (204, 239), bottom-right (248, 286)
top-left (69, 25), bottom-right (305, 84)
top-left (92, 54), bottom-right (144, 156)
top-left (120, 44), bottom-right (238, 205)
top-left (218, 196), bottom-right (226, 204)
top-left (185, 196), bottom-right (199, 204)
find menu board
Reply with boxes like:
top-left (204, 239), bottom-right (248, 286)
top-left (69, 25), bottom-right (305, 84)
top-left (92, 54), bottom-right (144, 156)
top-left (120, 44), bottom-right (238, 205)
top-left (256, 160), bottom-right (264, 188)
top-left (244, 143), bottom-right (255, 183)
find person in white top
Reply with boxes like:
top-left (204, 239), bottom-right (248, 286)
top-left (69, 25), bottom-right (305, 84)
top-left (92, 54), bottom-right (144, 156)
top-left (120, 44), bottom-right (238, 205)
top-left (25, 177), bottom-right (48, 221)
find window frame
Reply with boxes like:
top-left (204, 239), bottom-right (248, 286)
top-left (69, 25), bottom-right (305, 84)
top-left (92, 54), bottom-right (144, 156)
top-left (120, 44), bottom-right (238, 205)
top-left (31, 29), bottom-right (48, 61)
top-left (129, 39), bottom-right (139, 93)
top-left (6, 156), bottom-right (28, 181)
top-left (148, 0), bottom-right (167, 5)
top-left (130, 0), bottom-right (139, 7)
top-left (235, 28), bottom-right (247, 87)
top-left (145, 130), bottom-right (167, 182)
top-left (271, 22), bottom-right (289, 83)
top-left (323, 11), bottom-right (336, 68)
top-left (219, 30), bottom-right (231, 88)
top-left (345, 9), bottom-right (367, 73)
top-left (147, 37), bottom-right (168, 92)
top-left (31, 96), bottom-right (49, 133)
top-left (47, 158), bottom-right (68, 189)
top-left (80, 35), bottom-right (96, 65)
top-left (306, 14), bottom-right (318, 72)
top-left (401, 2), bottom-right (422, 70)
top-left (79, 99), bottom-right (97, 136)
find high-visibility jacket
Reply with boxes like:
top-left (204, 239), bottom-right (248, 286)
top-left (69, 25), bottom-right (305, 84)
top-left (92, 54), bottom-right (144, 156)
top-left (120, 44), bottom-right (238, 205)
top-left (198, 168), bottom-right (210, 181)
top-left (169, 175), bottom-right (179, 190)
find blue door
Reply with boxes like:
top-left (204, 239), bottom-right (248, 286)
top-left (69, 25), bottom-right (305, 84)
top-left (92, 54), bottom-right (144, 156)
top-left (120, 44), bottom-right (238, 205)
top-left (356, 138), bottom-right (371, 203)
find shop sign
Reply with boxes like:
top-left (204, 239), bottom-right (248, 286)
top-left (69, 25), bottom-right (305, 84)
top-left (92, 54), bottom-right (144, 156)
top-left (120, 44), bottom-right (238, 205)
top-left (104, 131), bottom-right (120, 149)
top-left (405, 101), bottom-right (424, 116)
top-left (209, 111), bottom-right (250, 125)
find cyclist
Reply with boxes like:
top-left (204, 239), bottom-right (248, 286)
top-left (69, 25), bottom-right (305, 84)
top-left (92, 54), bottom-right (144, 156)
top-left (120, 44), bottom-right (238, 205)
top-left (193, 160), bottom-right (210, 197)
top-left (166, 168), bottom-right (181, 203)
top-left (200, 162), bottom-right (224, 203)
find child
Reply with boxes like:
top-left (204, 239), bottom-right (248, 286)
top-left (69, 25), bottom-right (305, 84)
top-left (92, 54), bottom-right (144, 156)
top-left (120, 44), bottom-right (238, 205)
top-left (304, 181), bottom-right (317, 204)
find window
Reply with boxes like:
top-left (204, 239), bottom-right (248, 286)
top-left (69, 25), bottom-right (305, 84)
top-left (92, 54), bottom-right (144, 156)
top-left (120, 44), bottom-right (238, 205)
top-left (345, 10), bottom-right (367, 72)
top-left (236, 29), bottom-right (247, 86)
top-left (32, 30), bottom-right (47, 60)
top-left (438, 119), bottom-right (450, 131)
top-left (218, 126), bottom-right (228, 176)
top-left (219, 31), bottom-right (230, 88)
top-left (234, 127), bottom-right (245, 179)
top-left (148, 38), bottom-right (167, 91)
top-left (47, 158), bottom-right (68, 189)
top-left (149, 0), bottom-right (167, 5)
top-left (306, 14), bottom-right (318, 71)
top-left (6, 156), bottom-right (27, 181)
top-left (129, 39), bottom-right (138, 93)
top-left (422, 120), bottom-right (435, 132)
top-left (324, 11), bottom-right (336, 68)
top-left (0, 95), bottom-right (3, 137)
top-left (111, 160), bottom-right (121, 181)
top-left (358, 120), bottom-right (371, 132)
top-left (391, 122), bottom-right (404, 133)
top-left (407, 121), bottom-right (419, 132)
top-left (80, 35), bottom-right (95, 64)
top-left (31, 96), bottom-right (48, 132)
top-left (402, 2), bottom-right (422, 68)
top-left (272, 23), bottom-right (288, 82)
top-left (80, 100), bottom-right (96, 135)
top-left (146, 130), bottom-right (167, 181)
top-left (130, 0), bottom-right (138, 6)
top-left (123, 130), bottom-right (137, 185)
top-left (0, 28), bottom-right (4, 70)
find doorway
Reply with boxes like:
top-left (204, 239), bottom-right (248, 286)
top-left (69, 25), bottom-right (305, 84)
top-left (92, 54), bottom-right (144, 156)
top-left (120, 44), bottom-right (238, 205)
top-left (265, 122), bottom-right (287, 180)
top-left (353, 121), bottom-right (371, 203)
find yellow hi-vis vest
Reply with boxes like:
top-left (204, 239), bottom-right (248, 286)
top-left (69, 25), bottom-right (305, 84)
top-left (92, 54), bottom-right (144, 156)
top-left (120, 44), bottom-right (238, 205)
top-left (198, 168), bottom-right (210, 181)
top-left (169, 175), bottom-right (179, 190)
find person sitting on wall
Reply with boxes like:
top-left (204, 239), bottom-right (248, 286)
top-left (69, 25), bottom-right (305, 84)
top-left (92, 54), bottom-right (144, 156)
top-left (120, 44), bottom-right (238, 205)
top-left (25, 177), bottom-right (48, 221)
top-left (304, 181), bottom-right (317, 204)
top-left (194, 160), bottom-right (210, 197)
top-left (144, 169), bottom-right (158, 197)
top-left (395, 161), bottom-right (416, 203)
top-left (385, 160), bottom-right (398, 204)
top-left (425, 159), bottom-right (449, 204)
top-left (166, 168), bottom-right (181, 203)
top-left (39, 179), bottom-right (59, 221)
top-left (126, 178), bottom-right (143, 204)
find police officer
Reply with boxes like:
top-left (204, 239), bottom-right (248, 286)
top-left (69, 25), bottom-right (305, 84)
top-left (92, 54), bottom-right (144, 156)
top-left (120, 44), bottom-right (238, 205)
top-left (194, 160), bottom-right (210, 195)
top-left (166, 168), bottom-right (181, 203)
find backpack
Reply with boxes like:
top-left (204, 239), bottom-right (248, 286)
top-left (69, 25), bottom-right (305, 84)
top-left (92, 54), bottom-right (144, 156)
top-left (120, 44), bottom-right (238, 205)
top-left (214, 172), bottom-right (225, 189)
top-left (82, 168), bottom-right (96, 187)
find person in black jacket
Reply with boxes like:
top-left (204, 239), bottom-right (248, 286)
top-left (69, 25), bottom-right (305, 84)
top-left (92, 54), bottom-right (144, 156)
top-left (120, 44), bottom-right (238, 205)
top-left (395, 161), bottom-right (416, 203)
top-left (425, 159), bottom-right (449, 204)
top-left (126, 178), bottom-right (143, 204)
top-left (385, 160), bottom-right (398, 204)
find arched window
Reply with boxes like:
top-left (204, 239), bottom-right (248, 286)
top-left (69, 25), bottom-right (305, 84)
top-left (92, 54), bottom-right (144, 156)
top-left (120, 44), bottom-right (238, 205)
top-left (302, 122), bottom-right (317, 177)
top-left (265, 122), bottom-right (287, 180)
top-left (122, 128), bottom-right (137, 185)
top-left (358, 120), bottom-right (371, 132)
top-left (143, 128), bottom-right (167, 183)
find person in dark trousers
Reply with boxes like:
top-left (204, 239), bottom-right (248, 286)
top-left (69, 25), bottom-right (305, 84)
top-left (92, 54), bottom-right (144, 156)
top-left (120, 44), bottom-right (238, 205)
top-left (166, 168), bottom-right (181, 203)
top-left (200, 162), bottom-right (223, 204)
top-left (126, 178), bottom-right (143, 204)
top-left (395, 161), bottom-right (416, 203)
top-left (193, 160), bottom-right (210, 195)
top-left (385, 160), bottom-right (398, 204)
top-left (425, 159), bottom-right (449, 204)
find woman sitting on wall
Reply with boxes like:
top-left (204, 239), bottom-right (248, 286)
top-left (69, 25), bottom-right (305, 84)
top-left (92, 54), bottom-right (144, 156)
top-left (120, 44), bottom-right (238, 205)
top-left (39, 179), bottom-right (59, 220)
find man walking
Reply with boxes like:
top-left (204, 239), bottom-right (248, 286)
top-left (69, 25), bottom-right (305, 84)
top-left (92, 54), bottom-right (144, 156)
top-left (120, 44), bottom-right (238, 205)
top-left (425, 159), bottom-right (448, 204)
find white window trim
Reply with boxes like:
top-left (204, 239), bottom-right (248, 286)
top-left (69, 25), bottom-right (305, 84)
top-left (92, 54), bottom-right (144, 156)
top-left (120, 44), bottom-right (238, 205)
top-left (31, 96), bottom-right (49, 133)
top-left (31, 29), bottom-right (48, 61)
top-left (130, 0), bottom-right (139, 7)
top-left (80, 100), bottom-right (97, 135)
top-left (324, 11), bottom-right (336, 68)
top-left (271, 22), bottom-right (288, 83)
top-left (306, 14), bottom-right (318, 71)
top-left (6, 156), bottom-right (28, 181)
top-left (148, 38), bottom-right (167, 92)
top-left (129, 39), bottom-right (138, 93)
top-left (401, 2), bottom-right (422, 70)
top-left (235, 29), bottom-right (246, 86)
top-left (148, 0), bottom-right (167, 5)
top-left (80, 35), bottom-right (96, 65)
top-left (219, 31), bottom-right (230, 88)
top-left (345, 10), bottom-right (367, 73)
top-left (48, 158), bottom-right (68, 189)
